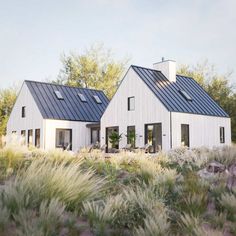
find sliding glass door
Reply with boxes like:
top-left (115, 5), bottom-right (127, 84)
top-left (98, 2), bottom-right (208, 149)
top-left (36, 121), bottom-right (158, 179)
top-left (145, 123), bottom-right (162, 153)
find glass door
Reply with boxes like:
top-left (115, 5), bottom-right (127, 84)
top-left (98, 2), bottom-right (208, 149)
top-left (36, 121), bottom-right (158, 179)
top-left (145, 123), bottom-right (162, 153)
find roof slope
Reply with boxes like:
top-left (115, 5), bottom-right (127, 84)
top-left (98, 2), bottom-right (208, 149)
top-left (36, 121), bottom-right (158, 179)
top-left (25, 80), bottom-right (109, 122)
top-left (132, 65), bottom-right (229, 117)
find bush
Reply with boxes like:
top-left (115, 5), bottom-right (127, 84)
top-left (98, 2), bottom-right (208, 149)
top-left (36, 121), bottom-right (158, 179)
top-left (2, 159), bottom-right (106, 212)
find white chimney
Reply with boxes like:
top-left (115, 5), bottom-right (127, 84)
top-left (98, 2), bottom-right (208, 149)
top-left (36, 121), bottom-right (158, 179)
top-left (153, 59), bottom-right (176, 82)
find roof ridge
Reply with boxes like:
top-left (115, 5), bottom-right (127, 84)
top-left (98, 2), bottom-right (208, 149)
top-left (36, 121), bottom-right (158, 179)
top-left (24, 80), bottom-right (105, 93)
top-left (131, 64), bottom-right (162, 73)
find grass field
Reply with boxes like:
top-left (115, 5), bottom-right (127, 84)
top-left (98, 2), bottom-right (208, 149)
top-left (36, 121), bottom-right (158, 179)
top-left (0, 141), bottom-right (236, 235)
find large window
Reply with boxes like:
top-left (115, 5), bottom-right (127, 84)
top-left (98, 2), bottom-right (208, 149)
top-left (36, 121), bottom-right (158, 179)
top-left (91, 128), bottom-right (100, 144)
top-left (181, 124), bottom-right (189, 147)
top-left (56, 129), bottom-right (72, 150)
top-left (27, 129), bottom-right (33, 146)
top-left (35, 129), bottom-right (40, 148)
top-left (21, 130), bottom-right (26, 145)
top-left (22, 106), bottom-right (26, 118)
top-left (128, 97), bottom-right (135, 111)
top-left (127, 126), bottom-right (135, 148)
top-left (220, 127), bottom-right (225, 143)
top-left (145, 123), bottom-right (162, 153)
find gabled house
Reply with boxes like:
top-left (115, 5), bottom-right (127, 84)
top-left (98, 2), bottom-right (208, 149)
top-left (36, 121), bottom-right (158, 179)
top-left (100, 60), bottom-right (231, 152)
top-left (7, 80), bottom-right (109, 152)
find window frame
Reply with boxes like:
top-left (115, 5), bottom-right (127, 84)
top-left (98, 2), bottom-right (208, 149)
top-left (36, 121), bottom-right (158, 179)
top-left (78, 93), bottom-right (87, 102)
top-left (93, 95), bottom-right (102, 104)
top-left (54, 91), bottom-right (64, 100)
top-left (91, 128), bottom-right (100, 144)
top-left (128, 96), bottom-right (135, 111)
top-left (55, 128), bottom-right (72, 150)
top-left (220, 127), bottom-right (225, 143)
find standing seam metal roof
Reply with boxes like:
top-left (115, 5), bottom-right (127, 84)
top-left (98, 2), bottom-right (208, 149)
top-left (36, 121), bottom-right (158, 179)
top-left (25, 80), bottom-right (109, 122)
top-left (131, 65), bottom-right (229, 117)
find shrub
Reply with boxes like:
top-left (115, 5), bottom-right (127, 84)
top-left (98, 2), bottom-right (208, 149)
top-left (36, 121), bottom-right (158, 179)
top-left (133, 210), bottom-right (170, 236)
top-left (219, 192), bottom-right (236, 221)
top-left (2, 159), bottom-right (106, 212)
top-left (13, 198), bottom-right (65, 236)
top-left (0, 201), bottom-right (10, 233)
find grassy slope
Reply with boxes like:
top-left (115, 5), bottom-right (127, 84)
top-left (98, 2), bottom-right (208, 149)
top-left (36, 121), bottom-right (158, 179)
top-left (0, 144), bottom-right (236, 236)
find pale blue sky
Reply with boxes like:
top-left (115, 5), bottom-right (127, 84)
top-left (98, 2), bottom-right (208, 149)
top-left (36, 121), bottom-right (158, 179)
top-left (0, 0), bottom-right (235, 89)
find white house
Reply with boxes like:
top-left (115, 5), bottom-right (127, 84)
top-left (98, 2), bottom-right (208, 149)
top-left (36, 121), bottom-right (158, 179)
top-left (100, 60), bottom-right (231, 152)
top-left (7, 80), bottom-right (109, 152)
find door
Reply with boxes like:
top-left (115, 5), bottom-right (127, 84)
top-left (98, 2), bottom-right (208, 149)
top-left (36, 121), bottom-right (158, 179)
top-left (91, 128), bottom-right (100, 144)
top-left (145, 123), bottom-right (162, 153)
top-left (106, 126), bottom-right (119, 152)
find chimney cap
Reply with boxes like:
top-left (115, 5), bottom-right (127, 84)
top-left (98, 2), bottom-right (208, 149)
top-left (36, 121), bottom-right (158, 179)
top-left (153, 59), bottom-right (176, 65)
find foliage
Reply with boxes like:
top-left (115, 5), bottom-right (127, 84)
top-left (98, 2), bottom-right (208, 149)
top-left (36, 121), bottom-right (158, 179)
top-left (56, 43), bottom-right (128, 99)
top-left (108, 131), bottom-right (122, 149)
top-left (0, 87), bottom-right (17, 146)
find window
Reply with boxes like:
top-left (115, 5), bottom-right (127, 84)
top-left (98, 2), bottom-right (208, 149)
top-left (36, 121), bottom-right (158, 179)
top-left (27, 130), bottom-right (33, 146)
top-left (128, 97), bottom-right (135, 111)
top-left (93, 95), bottom-right (102, 104)
top-left (127, 126), bottom-right (136, 148)
top-left (91, 128), bottom-right (100, 144)
top-left (54, 91), bottom-right (64, 100)
top-left (35, 129), bottom-right (40, 148)
top-left (56, 129), bottom-right (72, 150)
top-left (181, 124), bottom-right (189, 147)
top-left (78, 93), bottom-right (87, 102)
top-left (179, 90), bottom-right (192, 101)
top-left (220, 127), bottom-right (225, 143)
top-left (21, 130), bottom-right (26, 145)
top-left (12, 131), bottom-right (16, 134)
top-left (22, 106), bottom-right (26, 117)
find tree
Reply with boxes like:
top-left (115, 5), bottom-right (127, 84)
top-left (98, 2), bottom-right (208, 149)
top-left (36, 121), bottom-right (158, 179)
top-left (0, 87), bottom-right (17, 146)
top-left (178, 61), bottom-right (236, 142)
top-left (56, 44), bottom-right (128, 99)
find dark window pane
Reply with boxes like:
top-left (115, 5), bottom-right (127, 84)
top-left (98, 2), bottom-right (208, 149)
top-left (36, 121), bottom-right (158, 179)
top-left (181, 124), bottom-right (189, 147)
top-left (27, 129), bottom-right (33, 146)
top-left (54, 91), bottom-right (64, 100)
top-left (78, 93), bottom-right (87, 102)
top-left (22, 106), bottom-right (26, 117)
top-left (35, 129), bottom-right (40, 148)
top-left (127, 126), bottom-right (135, 148)
top-left (56, 129), bottom-right (72, 150)
top-left (93, 95), bottom-right (102, 104)
top-left (220, 127), bottom-right (225, 143)
top-left (21, 130), bottom-right (26, 145)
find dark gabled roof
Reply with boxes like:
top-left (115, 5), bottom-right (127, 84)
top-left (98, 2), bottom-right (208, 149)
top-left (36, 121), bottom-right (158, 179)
top-left (131, 65), bottom-right (229, 117)
top-left (25, 80), bottom-right (109, 122)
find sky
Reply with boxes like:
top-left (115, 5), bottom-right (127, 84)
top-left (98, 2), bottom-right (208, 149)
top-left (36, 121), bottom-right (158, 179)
top-left (0, 0), bottom-right (235, 89)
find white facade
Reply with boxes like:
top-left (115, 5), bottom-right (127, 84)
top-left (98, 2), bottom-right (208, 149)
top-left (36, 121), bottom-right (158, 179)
top-left (7, 82), bottom-right (95, 152)
top-left (100, 67), bottom-right (231, 151)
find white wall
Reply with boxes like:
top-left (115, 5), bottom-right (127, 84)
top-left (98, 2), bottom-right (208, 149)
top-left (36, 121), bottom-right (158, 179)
top-left (171, 112), bottom-right (231, 148)
top-left (44, 119), bottom-right (91, 152)
top-left (7, 82), bottom-right (44, 147)
top-left (101, 67), bottom-right (171, 150)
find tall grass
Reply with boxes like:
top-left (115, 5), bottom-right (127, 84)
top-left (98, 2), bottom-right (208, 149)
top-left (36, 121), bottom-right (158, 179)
top-left (2, 159), bottom-right (106, 213)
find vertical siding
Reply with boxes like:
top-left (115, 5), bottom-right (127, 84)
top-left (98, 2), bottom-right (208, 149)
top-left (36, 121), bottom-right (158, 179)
top-left (44, 119), bottom-right (91, 152)
top-left (101, 68), bottom-right (171, 150)
top-left (171, 112), bottom-right (231, 148)
top-left (7, 83), bottom-right (44, 148)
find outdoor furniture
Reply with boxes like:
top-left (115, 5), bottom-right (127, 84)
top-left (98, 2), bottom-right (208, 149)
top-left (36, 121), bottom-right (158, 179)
top-left (140, 144), bottom-right (151, 153)
top-left (122, 144), bottom-right (132, 151)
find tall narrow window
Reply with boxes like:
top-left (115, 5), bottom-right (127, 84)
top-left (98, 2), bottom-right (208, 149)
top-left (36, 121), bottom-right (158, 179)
top-left (91, 128), bottom-right (100, 144)
top-left (128, 97), bottom-right (135, 111)
top-left (21, 130), bottom-right (26, 145)
top-left (35, 129), bottom-right (40, 148)
top-left (181, 124), bottom-right (189, 147)
top-left (27, 129), bottom-right (33, 146)
top-left (127, 126), bottom-right (136, 148)
top-left (220, 127), bottom-right (225, 143)
top-left (56, 129), bottom-right (72, 150)
top-left (22, 106), bottom-right (26, 117)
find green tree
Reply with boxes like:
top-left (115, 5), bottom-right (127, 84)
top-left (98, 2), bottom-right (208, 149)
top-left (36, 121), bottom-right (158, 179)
top-left (0, 87), bottom-right (17, 145)
top-left (178, 61), bottom-right (236, 142)
top-left (56, 44), bottom-right (128, 99)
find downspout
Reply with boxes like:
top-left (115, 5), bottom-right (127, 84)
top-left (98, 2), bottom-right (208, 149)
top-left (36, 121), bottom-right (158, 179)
top-left (170, 112), bottom-right (172, 149)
